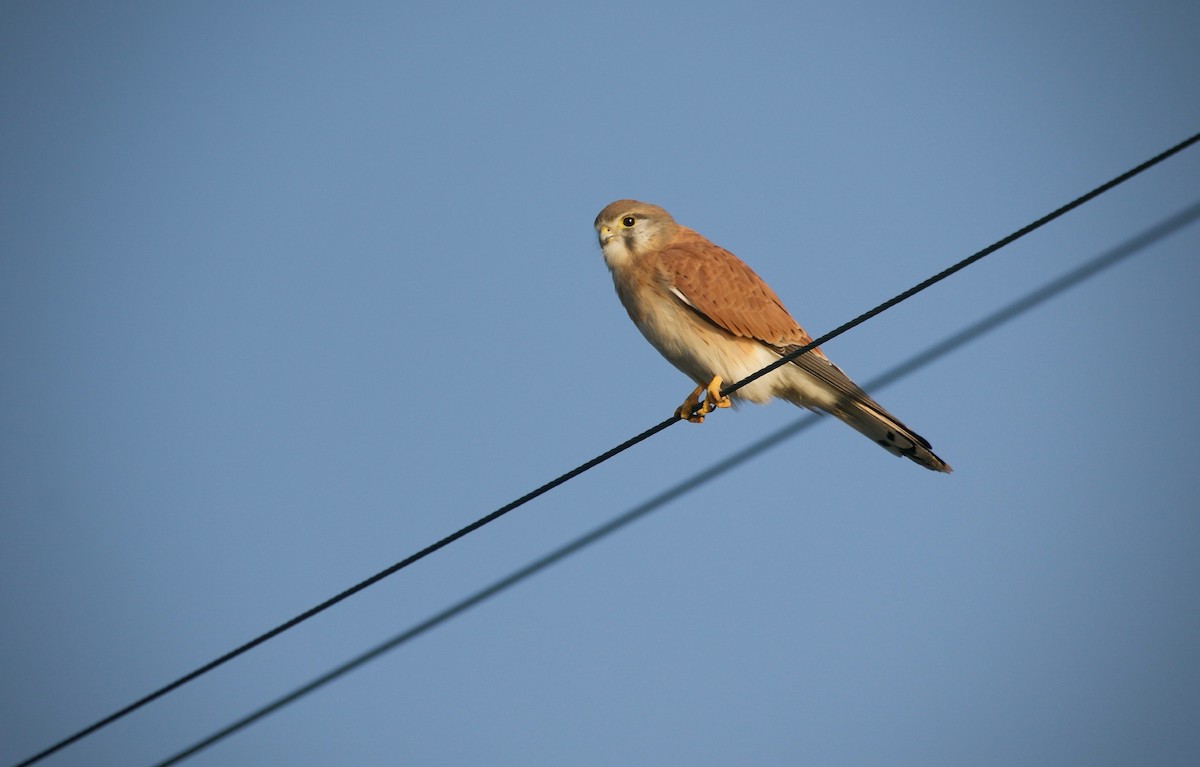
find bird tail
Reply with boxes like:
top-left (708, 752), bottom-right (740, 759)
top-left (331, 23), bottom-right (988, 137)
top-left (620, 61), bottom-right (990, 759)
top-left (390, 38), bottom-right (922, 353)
top-left (826, 399), bottom-right (952, 473)
top-left (770, 347), bottom-right (951, 472)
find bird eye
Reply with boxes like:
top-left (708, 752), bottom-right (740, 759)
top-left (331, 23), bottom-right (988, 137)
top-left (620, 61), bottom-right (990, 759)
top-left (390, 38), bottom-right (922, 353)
top-left (621, 216), bottom-right (636, 227)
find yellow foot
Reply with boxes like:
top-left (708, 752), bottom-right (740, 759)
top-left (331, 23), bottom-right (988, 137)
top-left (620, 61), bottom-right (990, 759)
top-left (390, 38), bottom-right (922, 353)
top-left (674, 376), bottom-right (731, 423)
top-left (705, 375), bottom-right (732, 411)
top-left (675, 383), bottom-right (707, 423)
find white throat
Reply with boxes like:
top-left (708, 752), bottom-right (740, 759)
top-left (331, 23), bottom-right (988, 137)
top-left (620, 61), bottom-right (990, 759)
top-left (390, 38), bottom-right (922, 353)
top-left (600, 237), bottom-right (636, 271)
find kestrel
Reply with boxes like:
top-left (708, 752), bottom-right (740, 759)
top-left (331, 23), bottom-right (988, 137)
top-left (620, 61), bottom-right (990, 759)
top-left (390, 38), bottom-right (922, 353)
top-left (594, 199), bottom-right (951, 473)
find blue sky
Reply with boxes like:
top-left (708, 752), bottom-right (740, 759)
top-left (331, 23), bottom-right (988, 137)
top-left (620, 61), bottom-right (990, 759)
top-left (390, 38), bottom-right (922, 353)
top-left (3, 2), bottom-right (1199, 765)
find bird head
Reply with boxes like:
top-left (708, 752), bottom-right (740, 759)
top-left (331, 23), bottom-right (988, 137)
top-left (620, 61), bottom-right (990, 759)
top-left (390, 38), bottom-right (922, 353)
top-left (594, 199), bottom-right (679, 270)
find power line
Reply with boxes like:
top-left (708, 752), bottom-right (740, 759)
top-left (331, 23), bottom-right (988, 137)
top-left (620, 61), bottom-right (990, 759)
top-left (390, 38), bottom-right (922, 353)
top-left (716, 130), bottom-right (1200, 401)
top-left (12, 130), bottom-right (1199, 767)
top-left (149, 198), bottom-right (1200, 766)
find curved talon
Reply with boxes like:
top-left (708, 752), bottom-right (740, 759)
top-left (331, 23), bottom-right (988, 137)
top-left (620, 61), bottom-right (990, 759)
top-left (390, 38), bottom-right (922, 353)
top-left (675, 383), bottom-right (707, 423)
top-left (675, 376), bottom-right (730, 423)
top-left (706, 375), bottom-right (732, 410)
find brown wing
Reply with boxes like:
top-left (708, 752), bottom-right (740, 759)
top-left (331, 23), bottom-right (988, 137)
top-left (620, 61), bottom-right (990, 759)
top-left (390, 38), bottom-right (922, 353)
top-left (658, 227), bottom-right (820, 350)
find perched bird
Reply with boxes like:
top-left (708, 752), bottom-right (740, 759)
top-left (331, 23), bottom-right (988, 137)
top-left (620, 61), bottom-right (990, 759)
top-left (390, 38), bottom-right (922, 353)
top-left (594, 199), bottom-right (951, 473)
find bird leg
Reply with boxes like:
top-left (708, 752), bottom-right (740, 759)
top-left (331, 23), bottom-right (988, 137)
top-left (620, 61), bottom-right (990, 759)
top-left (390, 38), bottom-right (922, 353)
top-left (674, 375), bottom-right (732, 423)
top-left (675, 384), bottom-right (707, 423)
top-left (705, 375), bottom-right (732, 411)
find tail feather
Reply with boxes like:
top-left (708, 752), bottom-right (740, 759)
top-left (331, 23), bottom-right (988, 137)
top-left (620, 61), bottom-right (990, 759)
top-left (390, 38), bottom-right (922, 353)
top-left (768, 347), bottom-right (952, 472)
top-left (829, 401), bottom-right (952, 473)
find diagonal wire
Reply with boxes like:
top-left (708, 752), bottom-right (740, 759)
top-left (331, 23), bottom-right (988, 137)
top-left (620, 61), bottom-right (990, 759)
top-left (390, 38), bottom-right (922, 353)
top-left (150, 198), bottom-right (1200, 767)
top-left (715, 130), bottom-right (1200, 401)
top-left (11, 130), bottom-right (1199, 767)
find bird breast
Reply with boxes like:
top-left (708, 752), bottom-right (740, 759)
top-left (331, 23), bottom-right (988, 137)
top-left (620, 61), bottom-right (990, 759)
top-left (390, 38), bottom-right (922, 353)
top-left (609, 263), bottom-right (783, 404)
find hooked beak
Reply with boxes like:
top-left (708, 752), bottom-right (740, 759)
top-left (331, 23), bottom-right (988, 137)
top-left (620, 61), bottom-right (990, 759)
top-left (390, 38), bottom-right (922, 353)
top-left (598, 225), bottom-right (614, 246)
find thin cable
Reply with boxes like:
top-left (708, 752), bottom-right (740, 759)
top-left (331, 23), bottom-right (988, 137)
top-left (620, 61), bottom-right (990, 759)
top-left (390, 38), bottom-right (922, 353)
top-left (150, 198), bottom-right (1200, 767)
top-left (7, 416), bottom-right (675, 767)
top-left (12, 130), bottom-right (1198, 767)
top-left (716, 130), bottom-right (1200, 402)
